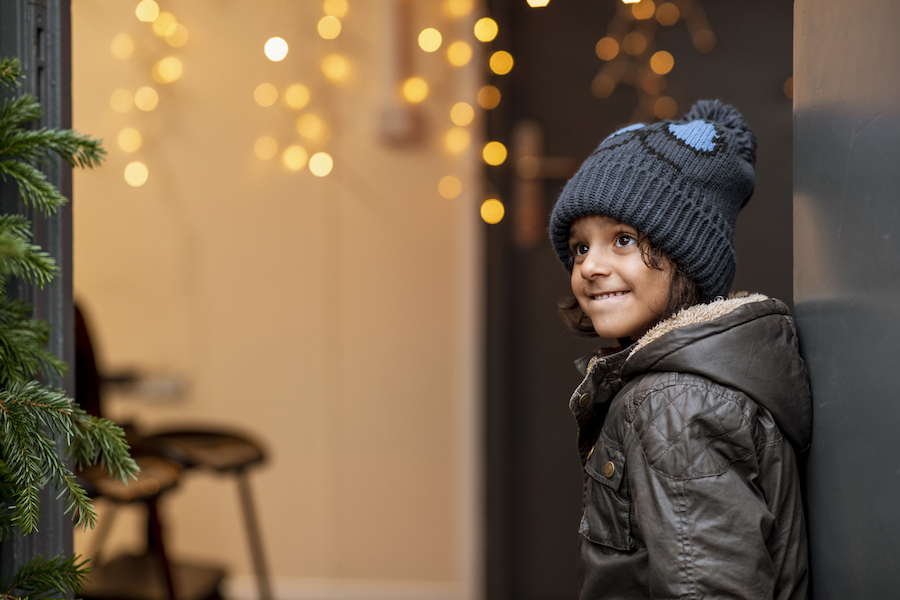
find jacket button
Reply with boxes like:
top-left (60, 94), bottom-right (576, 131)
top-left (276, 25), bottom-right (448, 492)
top-left (586, 447), bottom-right (594, 460)
top-left (578, 393), bottom-right (591, 408)
top-left (604, 461), bottom-right (615, 478)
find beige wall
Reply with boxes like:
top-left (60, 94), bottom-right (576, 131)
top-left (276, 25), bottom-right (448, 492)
top-left (71, 1), bottom-right (484, 598)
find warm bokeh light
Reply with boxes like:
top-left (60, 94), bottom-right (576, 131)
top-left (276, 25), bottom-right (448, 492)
top-left (124, 161), bottom-right (149, 187)
top-left (443, 0), bottom-right (473, 18)
top-left (444, 127), bottom-right (471, 154)
top-left (450, 102), bottom-right (474, 126)
top-left (418, 28), bottom-right (442, 52)
top-left (693, 29), bottom-right (716, 52)
top-left (477, 85), bottom-right (501, 109)
top-left (309, 152), bottom-right (334, 177)
top-left (318, 16), bottom-right (342, 39)
top-left (321, 54), bottom-right (351, 82)
top-left (641, 72), bottom-right (666, 95)
top-left (110, 33), bottom-right (134, 60)
top-left (265, 37), bottom-right (289, 61)
top-left (526, 0), bottom-right (550, 6)
top-left (134, 86), bottom-right (159, 111)
top-left (166, 24), bottom-right (190, 47)
top-left (110, 89), bottom-right (134, 113)
top-left (296, 114), bottom-right (326, 142)
top-left (402, 77), bottom-right (429, 103)
top-left (483, 141), bottom-right (508, 166)
top-left (135, 0), bottom-right (159, 22)
top-left (595, 37), bottom-right (619, 61)
top-left (631, 0), bottom-right (656, 20)
top-left (650, 50), bottom-right (674, 75)
top-left (152, 11), bottom-right (177, 37)
top-left (622, 31), bottom-right (647, 56)
top-left (474, 18), bottom-right (498, 42)
top-left (254, 83), bottom-right (278, 107)
top-left (284, 84), bottom-right (311, 109)
top-left (783, 76), bottom-right (794, 99)
top-left (653, 96), bottom-right (678, 119)
top-left (117, 128), bottom-right (142, 153)
top-left (254, 136), bottom-right (278, 160)
top-left (591, 74), bottom-right (615, 99)
top-left (152, 57), bottom-right (183, 84)
top-left (447, 41), bottom-right (473, 67)
top-left (489, 51), bottom-right (514, 75)
top-left (438, 175), bottom-right (462, 199)
top-left (656, 2), bottom-right (680, 25)
top-left (282, 145), bottom-right (308, 171)
top-left (621, 0), bottom-right (640, 4)
top-left (323, 0), bottom-right (349, 18)
top-left (480, 199), bottom-right (505, 224)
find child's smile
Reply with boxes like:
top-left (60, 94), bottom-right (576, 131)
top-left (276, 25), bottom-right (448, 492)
top-left (569, 215), bottom-right (672, 341)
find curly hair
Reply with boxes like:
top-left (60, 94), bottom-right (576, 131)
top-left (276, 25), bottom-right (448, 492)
top-left (558, 234), bottom-right (704, 339)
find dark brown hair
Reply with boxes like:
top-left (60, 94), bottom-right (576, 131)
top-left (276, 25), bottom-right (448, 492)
top-left (558, 233), bottom-right (704, 338)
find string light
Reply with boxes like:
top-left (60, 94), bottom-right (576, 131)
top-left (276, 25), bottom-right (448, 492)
top-left (124, 161), bottom-right (149, 187)
top-left (321, 54), bottom-right (351, 82)
top-left (477, 85), bottom-right (501, 109)
top-left (656, 2), bottom-right (680, 25)
top-left (402, 77), bottom-right (429, 103)
top-left (166, 24), bottom-right (189, 47)
top-left (110, 89), bottom-right (134, 113)
top-left (444, 128), bottom-right (471, 154)
top-left (631, 0), bottom-right (656, 20)
top-left (135, 0), bottom-right (159, 22)
top-left (318, 16), bottom-right (342, 39)
top-left (152, 11), bottom-right (178, 37)
top-left (284, 84), bottom-right (311, 109)
top-left (134, 86), bottom-right (159, 111)
top-left (265, 37), bottom-right (289, 61)
top-left (438, 176), bottom-right (462, 199)
top-left (323, 0), bottom-right (348, 18)
top-left (254, 136), bottom-right (278, 160)
top-left (309, 152), bottom-right (334, 177)
top-left (282, 145), bottom-right (308, 171)
top-left (447, 41), bottom-right (473, 67)
top-left (152, 57), bottom-right (183, 84)
top-left (480, 199), bottom-right (505, 224)
top-left (110, 34), bottom-right (134, 60)
top-left (474, 18), bottom-right (498, 42)
top-left (692, 29), bottom-right (716, 52)
top-left (419, 28), bottom-right (443, 52)
top-left (483, 141), bottom-right (508, 166)
top-left (489, 51), bottom-right (514, 75)
top-left (450, 102), bottom-right (474, 126)
top-left (595, 37), bottom-right (619, 61)
top-left (254, 83), bottom-right (278, 107)
top-left (296, 114), bottom-right (326, 141)
top-left (650, 50), bottom-right (674, 75)
top-left (526, 0), bottom-right (550, 6)
top-left (622, 32), bottom-right (647, 56)
top-left (117, 128), bottom-right (142, 152)
top-left (443, 0), bottom-right (473, 18)
top-left (653, 96), bottom-right (677, 119)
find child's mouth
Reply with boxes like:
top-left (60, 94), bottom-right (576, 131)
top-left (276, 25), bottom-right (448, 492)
top-left (590, 291), bottom-right (629, 301)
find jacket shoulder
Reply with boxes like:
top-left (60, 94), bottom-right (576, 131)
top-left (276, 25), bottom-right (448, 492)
top-left (624, 372), bottom-right (758, 480)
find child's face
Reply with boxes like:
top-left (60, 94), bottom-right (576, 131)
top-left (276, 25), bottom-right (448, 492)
top-left (568, 215), bottom-right (672, 340)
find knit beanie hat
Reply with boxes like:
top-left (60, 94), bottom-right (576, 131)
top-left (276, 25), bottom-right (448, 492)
top-left (549, 99), bottom-right (756, 300)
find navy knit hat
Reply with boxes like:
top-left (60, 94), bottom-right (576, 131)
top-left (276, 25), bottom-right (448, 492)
top-left (549, 100), bottom-right (756, 300)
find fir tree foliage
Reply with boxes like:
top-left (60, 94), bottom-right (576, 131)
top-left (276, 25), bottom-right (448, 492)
top-left (0, 57), bottom-right (138, 599)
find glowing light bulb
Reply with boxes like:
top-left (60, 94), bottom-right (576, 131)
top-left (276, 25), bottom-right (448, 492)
top-left (282, 145), bottom-right (308, 171)
top-left (477, 85), bottom-right (501, 109)
top-left (621, 0), bottom-right (640, 4)
top-left (438, 176), bottom-right (462, 199)
top-left (656, 2), bottom-right (680, 25)
top-left (135, 0), bottom-right (159, 22)
top-left (117, 128), bottom-right (142, 153)
top-left (622, 31), bottom-right (647, 56)
top-left (483, 141), bottom-right (508, 166)
top-left (254, 83), bottom-right (278, 107)
top-left (323, 0), bottom-right (348, 17)
top-left (254, 136), bottom-right (278, 160)
top-left (285, 84), bottom-right (311, 109)
top-left (110, 34), bottom-right (134, 60)
top-left (265, 37), bottom-right (289, 61)
top-left (526, 0), bottom-right (550, 6)
top-left (110, 89), bottom-right (134, 113)
top-left (444, 128), bottom-right (471, 155)
top-left (650, 50), bottom-right (674, 75)
top-left (653, 96), bottom-right (678, 119)
top-left (296, 114), bottom-right (326, 142)
top-left (450, 102), bottom-right (474, 126)
top-left (124, 161), bottom-right (149, 187)
top-left (134, 86), bottom-right (159, 111)
top-left (443, 0), bottom-right (473, 17)
top-left (321, 54), bottom-right (350, 82)
top-left (447, 41), bottom-right (473, 66)
top-left (166, 24), bottom-right (190, 47)
top-left (480, 199), bottom-right (505, 224)
top-left (591, 75), bottom-right (615, 99)
top-left (631, 0), bottom-right (656, 20)
top-left (474, 18), bottom-right (498, 42)
top-left (419, 28), bottom-right (442, 52)
top-left (402, 77), bottom-right (429, 103)
top-left (152, 56), bottom-right (183, 84)
top-left (152, 11), bottom-right (178, 36)
top-left (489, 51), bottom-right (514, 75)
top-left (309, 152), bottom-right (334, 177)
top-left (318, 16), bottom-right (342, 39)
top-left (595, 37), bottom-right (619, 61)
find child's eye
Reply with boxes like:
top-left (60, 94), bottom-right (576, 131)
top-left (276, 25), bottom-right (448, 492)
top-left (572, 243), bottom-right (589, 256)
top-left (614, 234), bottom-right (636, 248)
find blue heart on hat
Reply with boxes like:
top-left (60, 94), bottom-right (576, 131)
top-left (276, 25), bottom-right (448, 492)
top-left (668, 121), bottom-right (718, 152)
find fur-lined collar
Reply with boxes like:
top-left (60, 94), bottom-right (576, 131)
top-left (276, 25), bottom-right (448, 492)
top-left (629, 292), bottom-right (770, 358)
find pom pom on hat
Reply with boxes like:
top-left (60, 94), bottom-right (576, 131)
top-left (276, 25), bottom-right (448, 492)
top-left (549, 99), bottom-right (757, 300)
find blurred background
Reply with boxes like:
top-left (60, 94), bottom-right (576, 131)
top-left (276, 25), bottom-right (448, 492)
top-left (68, 0), bottom-right (791, 599)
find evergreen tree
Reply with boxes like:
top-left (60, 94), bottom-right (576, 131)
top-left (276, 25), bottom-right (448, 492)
top-left (0, 56), bottom-right (139, 599)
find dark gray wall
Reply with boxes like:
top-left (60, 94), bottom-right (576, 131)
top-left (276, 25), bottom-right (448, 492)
top-left (794, 1), bottom-right (900, 596)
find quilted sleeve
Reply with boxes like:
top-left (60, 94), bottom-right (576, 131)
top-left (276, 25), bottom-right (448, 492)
top-left (623, 374), bottom-right (777, 599)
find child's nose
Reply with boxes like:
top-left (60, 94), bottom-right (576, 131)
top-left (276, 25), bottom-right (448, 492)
top-left (581, 249), bottom-right (611, 278)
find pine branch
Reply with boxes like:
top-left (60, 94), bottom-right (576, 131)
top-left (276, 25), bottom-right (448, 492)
top-left (0, 95), bottom-right (43, 132)
top-left (0, 127), bottom-right (105, 170)
top-left (0, 231), bottom-right (59, 288)
top-left (0, 57), bottom-right (23, 89)
top-left (0, 298), bottom-right (67, 384)
top-left (0, 553), bottom-right (90, 600)
top-left (0, 160), bottom-right (68, 216)
top-left (68, 407), bottom-right (140, 483)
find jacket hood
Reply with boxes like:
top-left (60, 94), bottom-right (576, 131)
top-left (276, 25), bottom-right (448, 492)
top-left (622, 294), bottom-right (812, 450)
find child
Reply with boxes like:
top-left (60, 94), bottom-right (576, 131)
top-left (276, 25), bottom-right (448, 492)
top-left (549, 100), bottom-right (811, 599)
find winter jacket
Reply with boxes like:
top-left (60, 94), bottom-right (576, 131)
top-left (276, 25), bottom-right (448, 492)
top-left (570, 294), bottom-right (812, 599)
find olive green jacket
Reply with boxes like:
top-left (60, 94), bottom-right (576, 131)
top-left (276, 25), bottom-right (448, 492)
top-left (571, 294), bottom-right (811, 599)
